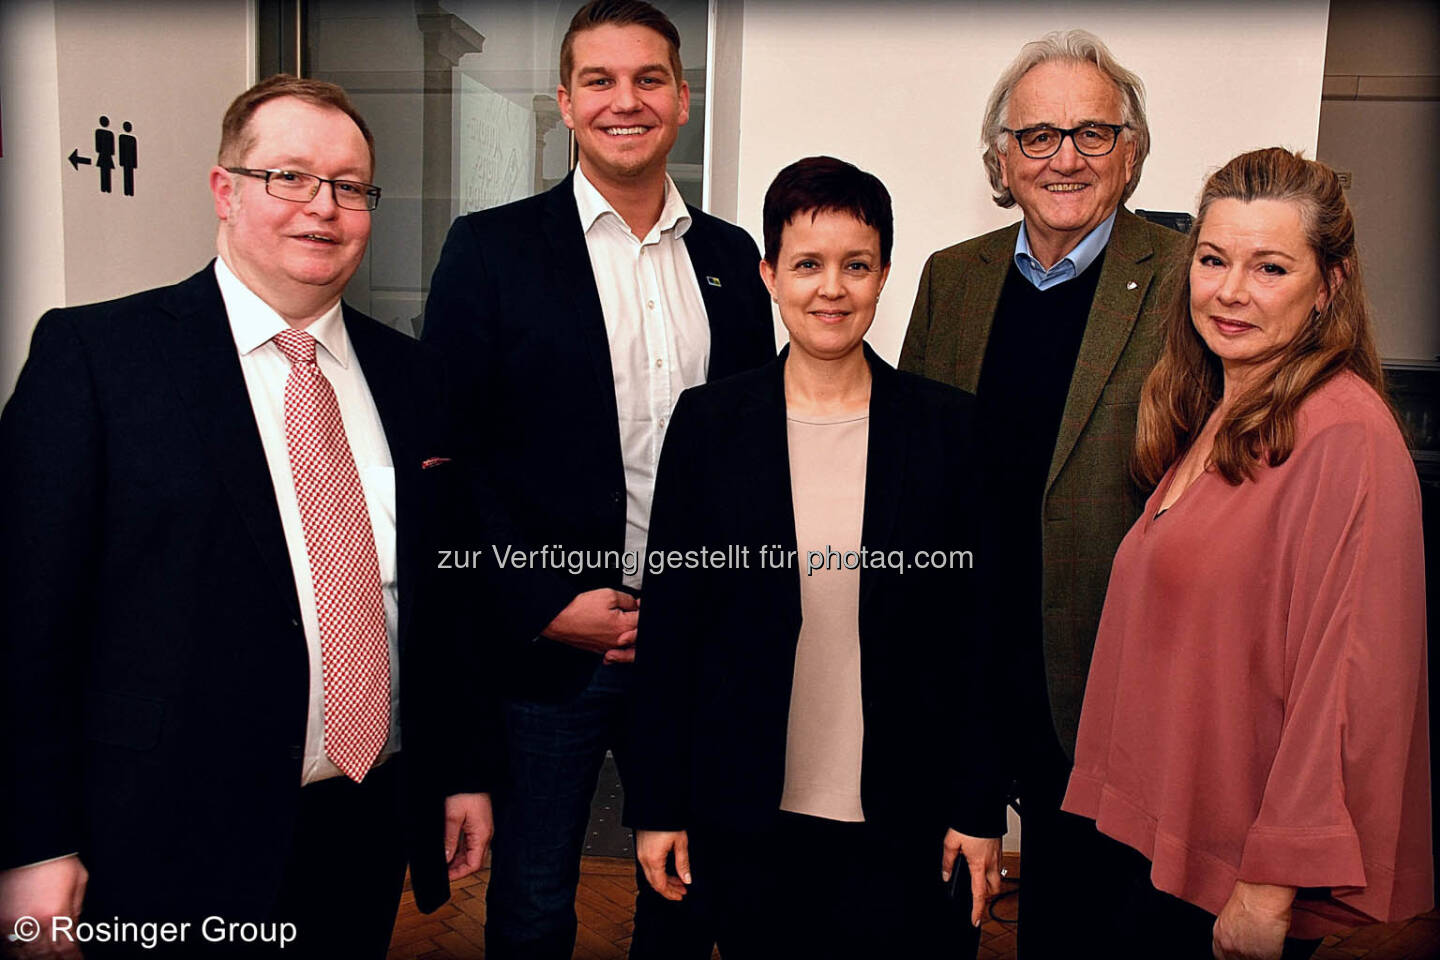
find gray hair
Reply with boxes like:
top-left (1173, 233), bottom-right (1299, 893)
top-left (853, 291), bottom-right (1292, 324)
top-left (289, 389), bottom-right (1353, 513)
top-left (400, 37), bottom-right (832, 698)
top-left (980, 30), bottom-right (1150, 208)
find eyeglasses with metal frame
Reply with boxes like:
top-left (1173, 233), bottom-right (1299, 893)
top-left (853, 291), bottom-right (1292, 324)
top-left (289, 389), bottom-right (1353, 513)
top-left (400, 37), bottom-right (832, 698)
top-left (224, 167), bottom-right (382, 211)
top-left (1004, 123), bottom-right (1130, 160)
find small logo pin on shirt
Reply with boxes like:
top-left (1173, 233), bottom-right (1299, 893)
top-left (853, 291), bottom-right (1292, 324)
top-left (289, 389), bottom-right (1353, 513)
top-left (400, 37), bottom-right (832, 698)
top-left (1126, 281), bottom-right (1138, 290)
top-left (706, 276), bottom-right (722, 287)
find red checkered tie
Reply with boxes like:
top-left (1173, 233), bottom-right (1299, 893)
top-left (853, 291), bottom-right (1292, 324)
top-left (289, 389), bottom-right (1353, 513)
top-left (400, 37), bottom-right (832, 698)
top-left (273, 328), bottom-right (390, 782)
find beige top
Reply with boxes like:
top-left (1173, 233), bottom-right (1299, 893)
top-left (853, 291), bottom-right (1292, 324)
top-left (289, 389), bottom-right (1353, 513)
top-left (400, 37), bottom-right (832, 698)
top-left (780, 411), bottom-right (869, 822)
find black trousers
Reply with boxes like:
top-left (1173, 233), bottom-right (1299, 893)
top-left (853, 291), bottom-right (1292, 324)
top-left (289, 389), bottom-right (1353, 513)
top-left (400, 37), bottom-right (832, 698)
top-left (1014, 724), bottom-right (1321, 960)
top-left (1013, 717), bottom-right (1130, 959)
top-left (1096, 833), bottom-right (1322, 960)
top-left (269, 757), bottom-right (409, 960)
top-left (686, 812), bottom-right (983, 960)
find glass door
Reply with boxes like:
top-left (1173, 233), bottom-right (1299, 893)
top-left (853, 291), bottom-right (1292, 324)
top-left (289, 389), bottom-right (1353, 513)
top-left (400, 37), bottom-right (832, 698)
top-left (292, 0), bottom-right (709, 335)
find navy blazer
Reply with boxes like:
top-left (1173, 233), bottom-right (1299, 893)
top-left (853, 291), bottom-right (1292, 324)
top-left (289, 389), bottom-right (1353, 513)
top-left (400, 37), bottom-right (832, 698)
top-left (0, 265), bottom-right (485, 918)
top-left (624, 346), bottom-right (1007, 837)
top-left (423, 173), bottom-right (776, 700)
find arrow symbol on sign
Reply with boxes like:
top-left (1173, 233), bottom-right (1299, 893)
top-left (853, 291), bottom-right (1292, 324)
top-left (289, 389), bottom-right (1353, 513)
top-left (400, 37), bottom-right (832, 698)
top-left (68, 149), bottom-right (93, 170)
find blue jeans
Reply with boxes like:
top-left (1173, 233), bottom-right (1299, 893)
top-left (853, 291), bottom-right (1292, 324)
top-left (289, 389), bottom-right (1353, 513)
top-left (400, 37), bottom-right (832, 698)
top-left (485, 661), bottom-right (712, 960)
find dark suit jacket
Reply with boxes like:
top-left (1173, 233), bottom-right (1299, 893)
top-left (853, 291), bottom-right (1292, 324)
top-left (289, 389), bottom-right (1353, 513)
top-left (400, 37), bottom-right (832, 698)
top-left (423, 173), bottom-right (775, 700)
top-left (899, 207), bottom-right (1185, 756)
top-left (623, 346), bottom-right (1006, 837)
top-left (0, 265), bottom-right (484, 919)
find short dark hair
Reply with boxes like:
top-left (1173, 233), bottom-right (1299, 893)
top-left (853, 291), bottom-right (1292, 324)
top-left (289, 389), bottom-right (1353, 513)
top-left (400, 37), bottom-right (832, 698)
top-left (218, 74), bottom-right (375, 175)
top-left (762, 156), bottom-right (894, 266)
top-left (559, 0), bottom-right (683, 89)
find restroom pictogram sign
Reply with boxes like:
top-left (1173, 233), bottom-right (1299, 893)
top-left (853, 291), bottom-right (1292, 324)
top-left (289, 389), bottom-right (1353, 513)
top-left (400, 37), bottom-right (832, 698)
top-left (67, 116), bottom-right (138, 196)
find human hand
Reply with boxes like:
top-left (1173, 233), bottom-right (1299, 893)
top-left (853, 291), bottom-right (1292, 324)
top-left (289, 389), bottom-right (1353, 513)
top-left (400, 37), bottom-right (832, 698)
top-left (1212, 880), bottom-right (1295, 960)
top-left (941, 830), bottom-right (1002, 928)
top-left (542, 589), bottom-right (639, 663)
top-left (635, 830), bottom-right (690, 901)
top-left (0, 856), bottom-right (88, 959)
top-left (444, 793), bottom-right (494, 881)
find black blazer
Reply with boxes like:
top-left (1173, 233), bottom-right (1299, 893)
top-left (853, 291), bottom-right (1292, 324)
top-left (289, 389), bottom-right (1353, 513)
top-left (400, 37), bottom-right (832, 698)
top-left (422, 173), bottom-right (775, 700)
top-left (624, 346), bottom-right (1006, 837)
top-left (0, 265), bottom-right (485, 919)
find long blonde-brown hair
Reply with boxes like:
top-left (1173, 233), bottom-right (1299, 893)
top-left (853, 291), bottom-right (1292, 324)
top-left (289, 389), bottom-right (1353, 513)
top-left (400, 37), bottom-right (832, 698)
top-left (1133, 148), bottom-right (1388, 486)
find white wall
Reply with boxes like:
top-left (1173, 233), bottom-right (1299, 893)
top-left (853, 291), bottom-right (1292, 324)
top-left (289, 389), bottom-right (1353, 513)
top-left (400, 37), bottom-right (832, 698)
top-left (54, 1), bottom-right (250, 308)
top-left (0, 0), bottom-right (249, 401)
top-left (726, 1), bottom-right (1332, 361)
top-left (0, 0), bottom-right (66, 399)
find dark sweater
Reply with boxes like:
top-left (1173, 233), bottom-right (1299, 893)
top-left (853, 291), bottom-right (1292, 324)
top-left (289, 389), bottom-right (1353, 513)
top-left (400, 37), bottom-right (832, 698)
top-left (974, 251), bottom-right (1107, 750)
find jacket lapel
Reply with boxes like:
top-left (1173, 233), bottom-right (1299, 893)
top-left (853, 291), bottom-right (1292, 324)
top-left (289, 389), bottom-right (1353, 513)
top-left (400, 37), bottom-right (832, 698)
top-left (682, 211), bottom-right (761, 381)
top-left (952, 225), bottom-right (1018, 391)
top-left (156, 265), bottom-right (300, 619)
top-left (741, 350), bottom-right (802, 630)
top-left (1045, 208), bottom-right (1158, 493)
top-left (858, 345), bottom-right (906, 612)
top-left (345, 309), bottom-right (415, 651)
top-left (542, 174), bottom-right (621, 448)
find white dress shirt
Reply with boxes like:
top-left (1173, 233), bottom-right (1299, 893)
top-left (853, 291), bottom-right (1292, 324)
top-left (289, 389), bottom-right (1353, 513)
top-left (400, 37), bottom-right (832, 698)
top-left (573, 167), bottom-right (710, 589)
top-left (215, 257), bottom-right (400, 785)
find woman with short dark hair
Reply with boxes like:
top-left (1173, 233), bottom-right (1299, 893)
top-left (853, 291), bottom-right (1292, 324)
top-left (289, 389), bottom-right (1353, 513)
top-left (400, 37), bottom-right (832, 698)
top-left (625, 156), bottom-right (1005, 959)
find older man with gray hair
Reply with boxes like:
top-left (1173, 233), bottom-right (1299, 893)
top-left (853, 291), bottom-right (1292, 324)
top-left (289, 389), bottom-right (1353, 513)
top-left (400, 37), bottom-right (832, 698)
top-left (900, 30), bottom-right (1184, 957)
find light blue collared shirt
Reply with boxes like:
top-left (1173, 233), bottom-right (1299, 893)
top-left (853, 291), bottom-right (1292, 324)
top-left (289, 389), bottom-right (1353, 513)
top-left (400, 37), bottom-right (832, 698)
top-left (1013, 210), bottom-right (1117, 291)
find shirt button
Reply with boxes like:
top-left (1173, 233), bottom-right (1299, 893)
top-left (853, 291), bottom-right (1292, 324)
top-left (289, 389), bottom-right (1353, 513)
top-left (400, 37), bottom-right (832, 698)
top-left (658, 416), bottom-right (667, 428)
top-left (647, 299), bottom-right (655, 309)
top-left (655, 358), bottom-right (663, 368)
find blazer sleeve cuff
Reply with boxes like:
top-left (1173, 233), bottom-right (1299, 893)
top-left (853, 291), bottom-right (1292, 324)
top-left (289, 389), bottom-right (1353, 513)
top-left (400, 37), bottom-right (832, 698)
top-left (621, 798), bottom-right (689, 833)
top-left (496, 568), bottom-right (580, 646)
top-left (947, 795), bottom-right (1009, 839)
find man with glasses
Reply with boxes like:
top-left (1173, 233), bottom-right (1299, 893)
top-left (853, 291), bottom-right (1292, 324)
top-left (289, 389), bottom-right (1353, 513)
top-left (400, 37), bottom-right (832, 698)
top-left (900, 30), bottom-right (1184, 958)
top-left (0, 75), bottom-right (489, 959)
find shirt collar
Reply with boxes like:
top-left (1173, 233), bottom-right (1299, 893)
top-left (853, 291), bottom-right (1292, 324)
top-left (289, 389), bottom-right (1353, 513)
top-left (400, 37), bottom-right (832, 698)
top-left (214, 256), bottom-right (349, 367)
top-left (1013, 209), bottom-right (1118, 290)
top-left (573, 164), bottom-right (692, 242)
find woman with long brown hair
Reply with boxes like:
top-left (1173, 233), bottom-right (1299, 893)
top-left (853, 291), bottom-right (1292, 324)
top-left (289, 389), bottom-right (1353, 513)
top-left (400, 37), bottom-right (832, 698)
top-left (1062, 148), bottom-right (1430, 959)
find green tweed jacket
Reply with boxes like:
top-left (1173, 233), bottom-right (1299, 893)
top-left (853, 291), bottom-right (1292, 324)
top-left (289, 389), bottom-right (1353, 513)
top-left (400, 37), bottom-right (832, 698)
top-left (899, 207), bottom-right (1185, 757)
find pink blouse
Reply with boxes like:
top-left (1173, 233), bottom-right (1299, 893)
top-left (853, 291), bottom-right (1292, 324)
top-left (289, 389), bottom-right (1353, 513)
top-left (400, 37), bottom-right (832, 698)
top-left (1063, 371), bottom-right (1432, 937)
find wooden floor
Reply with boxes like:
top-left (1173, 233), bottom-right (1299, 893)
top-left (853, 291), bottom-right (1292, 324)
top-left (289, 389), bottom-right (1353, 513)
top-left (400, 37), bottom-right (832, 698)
top-left (387, 853), bottom-right (1440, 959)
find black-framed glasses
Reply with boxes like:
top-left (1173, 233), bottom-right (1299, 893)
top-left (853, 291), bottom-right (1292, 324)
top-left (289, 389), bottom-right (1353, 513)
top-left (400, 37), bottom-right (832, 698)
top-left (225, 167), bottom-right (382, 211)
top-left (1004, 123), bottom-right (1129, 159)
